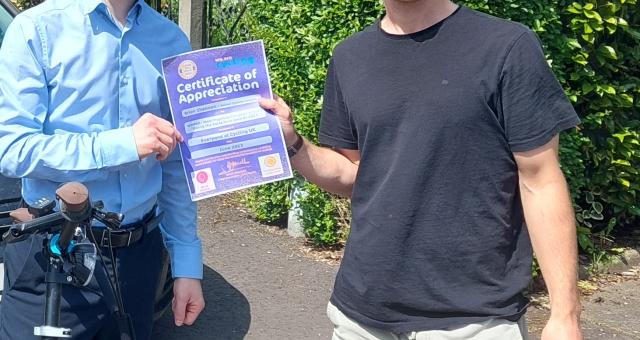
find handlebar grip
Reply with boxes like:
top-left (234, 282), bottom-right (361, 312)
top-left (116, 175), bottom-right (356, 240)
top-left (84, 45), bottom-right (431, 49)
top-left (56, 182), bottom-right (91, 253)
top-left (1, 212), bottom-right (66, 244)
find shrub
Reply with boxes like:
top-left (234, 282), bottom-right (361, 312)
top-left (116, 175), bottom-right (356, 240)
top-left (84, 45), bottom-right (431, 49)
top-left (243, 0), bottom-right (382, 245)
top-left (245, 180), bottom-right (292, 224)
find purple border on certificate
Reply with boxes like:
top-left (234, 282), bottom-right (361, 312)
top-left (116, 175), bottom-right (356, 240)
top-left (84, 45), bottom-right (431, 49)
top-left (162, 40), bottom-right (292, 201)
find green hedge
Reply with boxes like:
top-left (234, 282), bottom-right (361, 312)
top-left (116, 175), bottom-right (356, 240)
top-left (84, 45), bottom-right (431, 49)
top-left (243, 0), bottom-right (640, 255)
top-left (243, 0), bottom-right (383, 245)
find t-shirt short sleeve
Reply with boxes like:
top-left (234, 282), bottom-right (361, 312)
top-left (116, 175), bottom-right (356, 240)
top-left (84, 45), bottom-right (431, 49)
top-left (318, 58), bottom-right (359, 150)
top-left (500, 29), bottom-right (581, 152)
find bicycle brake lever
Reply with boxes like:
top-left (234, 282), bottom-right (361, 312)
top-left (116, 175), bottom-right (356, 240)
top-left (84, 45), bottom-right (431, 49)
top-left (92, 209), bottom-right (124, 230)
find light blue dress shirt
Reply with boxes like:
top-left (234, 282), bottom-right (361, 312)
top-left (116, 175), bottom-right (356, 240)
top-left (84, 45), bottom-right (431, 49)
top-left (0, 0), bottom-right (202, 279)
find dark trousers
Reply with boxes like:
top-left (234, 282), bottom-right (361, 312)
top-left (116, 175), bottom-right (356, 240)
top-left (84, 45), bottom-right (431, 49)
top-left (0, 227), bottom-right (165, 340)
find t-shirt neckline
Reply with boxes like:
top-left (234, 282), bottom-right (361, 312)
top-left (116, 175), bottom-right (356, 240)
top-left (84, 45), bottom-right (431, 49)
top-left (376, 5), bottom-right (463, 41)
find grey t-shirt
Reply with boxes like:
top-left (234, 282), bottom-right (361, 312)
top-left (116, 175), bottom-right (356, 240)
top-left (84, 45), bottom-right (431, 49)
top-left (319, 6), bottom-right (580, 333)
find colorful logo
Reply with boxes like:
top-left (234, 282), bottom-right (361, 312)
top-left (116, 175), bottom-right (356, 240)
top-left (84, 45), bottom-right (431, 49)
top-left (178, 60), bottom-right (198, 80)
top-left (196, 171), bottom-right (209, 184)
top-left (264, 155), bottom-right (278, 168)
top-left (258, 153), bottom-right (284, 178)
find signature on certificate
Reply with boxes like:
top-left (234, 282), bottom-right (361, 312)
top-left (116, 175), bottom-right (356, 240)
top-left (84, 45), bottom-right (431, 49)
top-left (220, 158), bottom-right (251, 176)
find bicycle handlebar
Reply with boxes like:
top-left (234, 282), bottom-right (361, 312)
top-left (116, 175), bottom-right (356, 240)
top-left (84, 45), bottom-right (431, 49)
top-left (2, 212), bottom-right (67, 244)
top-left (0, 182), bottom-right (123, 246)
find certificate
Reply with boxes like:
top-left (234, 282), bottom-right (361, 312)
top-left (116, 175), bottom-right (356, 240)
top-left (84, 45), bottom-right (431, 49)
top-left (162, 40), bottom-right (293, 201)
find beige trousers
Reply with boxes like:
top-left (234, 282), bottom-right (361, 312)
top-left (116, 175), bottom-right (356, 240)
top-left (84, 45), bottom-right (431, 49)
top-left (327, 303), bottom-right (529, 340)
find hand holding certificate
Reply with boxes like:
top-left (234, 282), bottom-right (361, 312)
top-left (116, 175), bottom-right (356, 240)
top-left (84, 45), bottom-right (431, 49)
top-left (162, 41), bottom-right (293, 201)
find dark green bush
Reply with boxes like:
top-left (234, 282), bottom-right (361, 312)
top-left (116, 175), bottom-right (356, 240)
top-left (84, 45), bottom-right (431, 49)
top-left (243, 0), bottom-right (382, 245)
top-left (245, 180), bottom-right (291, 224)
top-left (296, 181), bottom-right (341, 245)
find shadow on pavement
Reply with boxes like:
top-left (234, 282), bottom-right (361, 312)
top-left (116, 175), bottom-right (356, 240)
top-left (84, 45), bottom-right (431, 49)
top-left (152, 265), bottom-right (251, 340)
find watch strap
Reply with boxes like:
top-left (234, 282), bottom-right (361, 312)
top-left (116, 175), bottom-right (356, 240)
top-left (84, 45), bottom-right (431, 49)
top-left (287, 133), bottom-right (304, 157)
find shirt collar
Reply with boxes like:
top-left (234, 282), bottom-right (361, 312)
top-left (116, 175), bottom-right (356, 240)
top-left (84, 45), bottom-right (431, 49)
top-left (81, 0), bottom-right (145, 24)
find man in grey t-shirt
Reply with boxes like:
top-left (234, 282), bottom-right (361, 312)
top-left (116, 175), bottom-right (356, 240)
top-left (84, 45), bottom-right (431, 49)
top-left (261, 0), bottom-right (583, 339)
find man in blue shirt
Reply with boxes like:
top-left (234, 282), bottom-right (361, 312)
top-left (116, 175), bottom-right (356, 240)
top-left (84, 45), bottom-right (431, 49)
top-left (0, 0), bottom-right (204, 338)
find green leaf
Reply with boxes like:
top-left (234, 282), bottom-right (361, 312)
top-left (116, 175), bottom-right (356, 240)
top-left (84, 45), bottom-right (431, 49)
top-left (599, 45), bottom-right (618, 60)
top-left (601, 85), bottom-right (617, 95)
top-left (574, 55), bottom-right (588, 65)
top-left (584, 23), bottom-right (594, 34)
top-left (613, 132), bottom-right (630, 143)
top-left (612, 159), bottom-right (631, 166)
top-left (578, 234), bottom-right (594, 251)
top-left (592, 202), bottom-right (604, 214)
top-left (619, 94), bottom-right (634, 106)
top-left (569, 2), bottom-right (583, 12)
top-left (586, 192), bottom-right (595, 203)
top-left (604, 17), bottom-right (617, 25)
top-left (567, 39), bottom-right (582, 49)
top-left (581, 33), bottom-right (595, 44)
top-left (618, 18), bottom-right (629, 27)
top-left (583, 10), bottom-right (602, 22)
top-left (618, 178), bottom-right (631, 188)
top-left (582, 83), bottom-right (595, 93)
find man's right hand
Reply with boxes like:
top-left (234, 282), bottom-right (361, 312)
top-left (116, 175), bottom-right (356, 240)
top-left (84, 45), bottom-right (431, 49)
top-left (132, 113), bottom-right (183, 161)
top-left (259, 96), bottom-right (299, 147)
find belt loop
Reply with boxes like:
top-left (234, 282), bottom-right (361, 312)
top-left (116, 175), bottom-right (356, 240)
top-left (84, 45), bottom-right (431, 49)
top-left (126, 231), bottom-right (133, 247)
top-left (100, 230), bottom-right (110, 248)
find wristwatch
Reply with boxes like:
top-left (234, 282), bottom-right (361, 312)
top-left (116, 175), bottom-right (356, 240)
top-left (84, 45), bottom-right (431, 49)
top-left (287, 133), bottom-right (304, 158)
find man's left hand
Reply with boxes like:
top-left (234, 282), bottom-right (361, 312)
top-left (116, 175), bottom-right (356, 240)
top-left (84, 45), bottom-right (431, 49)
top-left (172, 278), bottom-right (205, 326)
top-left (541, 315), bottom-right (583, 340)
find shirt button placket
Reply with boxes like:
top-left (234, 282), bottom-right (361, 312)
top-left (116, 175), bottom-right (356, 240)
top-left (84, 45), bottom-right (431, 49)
top-left (118, 33), bottom-right (131, 210)
top-left (118, 38), bottom-right (126, 129)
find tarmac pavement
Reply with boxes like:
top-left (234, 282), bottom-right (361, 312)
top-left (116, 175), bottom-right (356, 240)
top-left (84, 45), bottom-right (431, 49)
top-left (153, 196), bottom-right (640, 340)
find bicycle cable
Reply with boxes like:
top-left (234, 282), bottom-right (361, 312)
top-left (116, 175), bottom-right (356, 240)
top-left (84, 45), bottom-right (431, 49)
top-left (87, 227), bottom-right (125, 315)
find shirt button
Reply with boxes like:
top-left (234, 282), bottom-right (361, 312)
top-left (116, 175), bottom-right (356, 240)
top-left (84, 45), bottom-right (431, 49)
top-left (121, 77), bottom-right (129, 86)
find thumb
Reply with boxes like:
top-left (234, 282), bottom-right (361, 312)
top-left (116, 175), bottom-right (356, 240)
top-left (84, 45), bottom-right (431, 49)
top-left (183, 301), bottom-right (201, 326)
top-left (173, 295), bottom-right (187, 326)
top-left (259, 97), bottom-right (277, 111)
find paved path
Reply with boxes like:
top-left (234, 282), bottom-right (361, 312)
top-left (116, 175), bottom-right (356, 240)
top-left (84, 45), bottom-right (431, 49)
top-left (154, 197), bottom-right (640, 340)
top-left (527, 278), bottom-right (640, 340)
top-left (153, 197), bottom-right (337, 340)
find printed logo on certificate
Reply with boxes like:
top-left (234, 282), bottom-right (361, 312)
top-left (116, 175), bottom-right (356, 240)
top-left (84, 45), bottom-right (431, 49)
top-left (258, 154), bottom-right (284, 178)
top-left (191, 168), bottom-right (216, 194)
